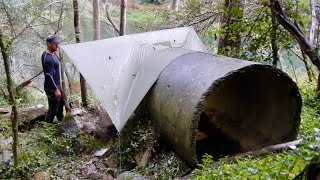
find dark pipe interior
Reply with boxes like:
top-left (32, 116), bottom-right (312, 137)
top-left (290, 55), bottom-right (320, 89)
top-left (196, 68), bottom-right (299, 160)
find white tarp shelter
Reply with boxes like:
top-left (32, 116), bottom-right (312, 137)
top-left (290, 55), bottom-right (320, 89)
top-left (61, 27), bottom-right (207, 131)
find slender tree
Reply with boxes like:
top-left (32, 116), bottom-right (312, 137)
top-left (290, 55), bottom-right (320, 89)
top-left (93, 0), bottom-right (101, 40)
top-left (73, 0), bottom-right (88, 107)
top-left (119, 0), bottom-right (127, 36)
top-left (270, 9), bottom-right (281, 68)
top-left (59, 51), bottom-right (70, 112)
top-left (172, 0), bottom-right (180, 12)
top-left (309, 0), bottom-right (317, 46)
top-left (0, 30), bottom-right (18, 167)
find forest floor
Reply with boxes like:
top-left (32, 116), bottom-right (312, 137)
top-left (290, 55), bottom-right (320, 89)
top-left (0, 82), bottom-right (319, 179)
top-left (0, 98), bottom-right (190, 179)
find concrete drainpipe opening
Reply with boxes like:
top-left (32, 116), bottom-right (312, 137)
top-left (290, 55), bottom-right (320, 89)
top-left (197, 65), bottom-right (301, 160)
top-left (148, 51), bottom-right (302, 166)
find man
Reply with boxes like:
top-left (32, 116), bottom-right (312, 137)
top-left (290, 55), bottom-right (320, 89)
top-left (41, 35), bottom-right (64, 123)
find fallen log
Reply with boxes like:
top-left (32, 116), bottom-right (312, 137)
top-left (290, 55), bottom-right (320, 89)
top-left (225, 139), bottom-right (303, 162)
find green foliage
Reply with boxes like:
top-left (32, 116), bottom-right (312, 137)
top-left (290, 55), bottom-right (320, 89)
top-left (109, 117), bottom-right (158, 170)
top-left (0, 121), bottom-right (105, 178)
top-left (132, 151), bottom-right (186, 180)
top-left (192, 82), bottom-right (320, 179)
top-left (38, 122), bottom-right (104, 155)
top-left (0, 78), bottom-right (10, 107)
top-left (15, 88), bottom-right (47, 107)
top-left (127, 9), bottom-right (171, 33)
top-left (0, 116), bottom-right (11, 136)
top-left (0, 78), bottom-right (46, 108)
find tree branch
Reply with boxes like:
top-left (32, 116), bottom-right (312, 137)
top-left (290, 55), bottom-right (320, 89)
top-left (226, 139), bottom-right (303, 162)
top-left (15, 71), bottom-right (43, 92)
top-left (13, 1), bottom-right (64, 40)
top-left (270, 0), bottom-right (320, 70)
top-left (54, 1), bottom-right (65, 35)
top-left (105, 4), bottom-right (120, 35)
top-left (43, 1), bottom-right (63, 10)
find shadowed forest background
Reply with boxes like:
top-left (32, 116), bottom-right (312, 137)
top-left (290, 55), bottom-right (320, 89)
top-left (0, 0), bottom-right (320, 179)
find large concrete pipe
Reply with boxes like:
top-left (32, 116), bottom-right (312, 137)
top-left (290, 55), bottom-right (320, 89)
top-left (148, 50), bottom-right (302, 166)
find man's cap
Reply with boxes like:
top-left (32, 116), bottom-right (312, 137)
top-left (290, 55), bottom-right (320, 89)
top-left (46, 35), bottom-right (60, 44)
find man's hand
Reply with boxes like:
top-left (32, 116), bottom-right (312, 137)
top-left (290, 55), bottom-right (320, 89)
top-left (55, 89), bottom-right (61, 99)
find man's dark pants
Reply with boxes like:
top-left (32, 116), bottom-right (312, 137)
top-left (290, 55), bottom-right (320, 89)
top-left (45, 89), bottom-right (64, 123)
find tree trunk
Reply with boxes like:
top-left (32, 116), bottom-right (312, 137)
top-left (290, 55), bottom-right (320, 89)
top-left (93, 0), bottom-right (100, 40)
top-left (64, 63), bottom-right (74, 95)
top-left (308, 0), bottom-right (320, 87)
top-left (0, 30), bottom-right (18, 167)
top-left (59, 50), bottom-right (70, 112)
top-left (106, 4), bottom-right (120, 35)
top-left (270, 0), bottom-right (320, 96)
top-left (218, 0), bottom-right (243, 58)
top-left (301, 49), bottom-right (314, 82)
top-left (172, 0), bottom-right (180, 12)
top-left (73, 0), bottom-right (88, 107)
top-left (119, 0), bottom-right (127, 36)
top-left (271, 10), bottom-right (281, 68)
top-left (309, 0), bottom-right (317, 46)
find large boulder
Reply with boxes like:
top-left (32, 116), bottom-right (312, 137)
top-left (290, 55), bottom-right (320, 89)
top-left (58, 114), bottom-right (81, 138)
top-left (96, 106), bottom-right (117, 140)
top-left (16, 104), bottom-right (46, 124)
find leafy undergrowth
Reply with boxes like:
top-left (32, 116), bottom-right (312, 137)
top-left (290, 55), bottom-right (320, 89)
top-left (1, 82), bottom-right (319, 179)
top-left (192, 82), bottom-right (320, 179)
top-left (0, 121), bottom-right (107, 179)
top-left (109, 115), bottom-right (190, 179)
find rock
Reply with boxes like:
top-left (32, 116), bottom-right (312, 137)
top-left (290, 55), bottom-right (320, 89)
top-left (96, 106), bottom-right (116, 140)
top-left (0, 136), bottom-right (13, 149)
top-left (56, 170), bottom-right (65, 177)
top-left (58, 114), bottom-right (81, 138)
top-left (71, 108), bottom-right (86, 116)
top-left (67, 174), bottom-right (78, 180)
top-left (82, 121), bottom-right (96, 135)
top-left (16, 104), bottom-right (46, 123)
top-left (91, 157), bottom-right (99, 163)
top-left (69, 98), bottom-right (81, 109)
top-left (106, 169), bottom-right (116, 177)
top-left (96, 106), bottom-right (113, 127)
top-left (87, 172), bottom-right (101, 180)
top-left (87, 163), bottom-right (97, 174)
top-left (75, 169), bottom-right (81, 175)
top-left (105, 153), bottom-right (117, 168)
top-left (134, 147), bottom-right (152, 167)
top-left (178, 173), bottom-right (191, 180)
top-left (94, 148), bottom-right (112, 158)
top-left (1, 150), bottom-right (13, 164)
top-left (102, 174), bottom-right (114, 180)
top-left (116, 172), bottom-right (149, 180)
top-left (34, 171), bottom-right (50, 180)
top-left (96, 162), bottom-right (106, 169)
